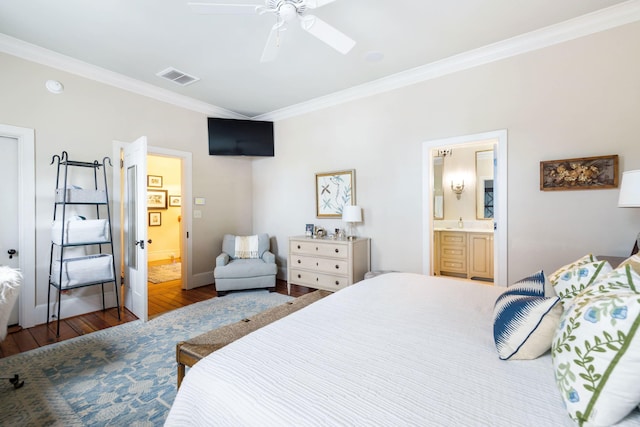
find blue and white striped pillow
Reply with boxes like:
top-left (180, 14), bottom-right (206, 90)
top-left (493, 271), bottom-right (563, 360)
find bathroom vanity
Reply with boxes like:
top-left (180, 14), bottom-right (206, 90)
top-left (434, 229), bottom-right (494, 281)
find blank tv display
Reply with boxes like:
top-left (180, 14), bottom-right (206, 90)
top-left (208, 118), bottom-right (274, 157)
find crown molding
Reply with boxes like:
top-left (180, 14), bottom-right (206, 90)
top-left (0, 33), bottom-right (248, 120)
top-left (256, 0), bottom-right (640, 121)
top-left (2, 1), bottom-right (639, 122)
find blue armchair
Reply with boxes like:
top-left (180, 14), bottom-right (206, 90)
top-left (214, 233), bottom-right (277, 295)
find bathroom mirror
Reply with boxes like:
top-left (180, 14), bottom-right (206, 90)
top-left (476, 150), bottom-right (494, 219)
top-left (433, 156), bottom-right (444, 219)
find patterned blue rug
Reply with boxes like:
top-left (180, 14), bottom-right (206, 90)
top-left (0, 290), bottom-right (292, 426)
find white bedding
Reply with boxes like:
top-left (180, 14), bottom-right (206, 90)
top-left (166, 273), bottom-right (640, 426)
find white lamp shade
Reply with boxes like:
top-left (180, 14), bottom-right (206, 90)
top-left (618, 170), bottom-right (640, 207)
top-left (342, 205), bottom-right (362, 222)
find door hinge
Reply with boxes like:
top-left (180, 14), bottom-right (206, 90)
top-left (120, 158), bottom-right (124, 169)
top-left (187, 231), bottom-right (190, 238)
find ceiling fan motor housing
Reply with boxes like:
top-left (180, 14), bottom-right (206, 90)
top-left (267, 0), bottom-right (307, 19)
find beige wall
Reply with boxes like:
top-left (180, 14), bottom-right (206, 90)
top-left (253, 21), bottom-right (640, 283)
top-left (0, 52), bottom-right (253, 314)
top-left (3, 20), bottom-right (640, 321)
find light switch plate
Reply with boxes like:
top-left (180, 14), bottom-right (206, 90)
top-left (193, 210), bottom-right (202, 218)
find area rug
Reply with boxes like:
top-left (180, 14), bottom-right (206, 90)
top-left (0, 290), bottom-right (292, 426)
top-left (148, 263), bottom-right (181, 284)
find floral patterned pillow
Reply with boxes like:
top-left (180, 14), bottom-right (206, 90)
top-left (548, 254), bottom-right (597, 286)
top-left (551, 264), bottom-right (640, 425)
top-left (550, 260), bottom-right (612, 304)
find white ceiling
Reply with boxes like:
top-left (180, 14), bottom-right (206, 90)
top-left (0, 0), bottom-right (637, 119)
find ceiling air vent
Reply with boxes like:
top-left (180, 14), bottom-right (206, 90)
top-left (156, 67), bottom-right (200, 86)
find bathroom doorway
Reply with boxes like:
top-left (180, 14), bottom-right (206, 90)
top-left (422, 130), bottom-right (508, 286)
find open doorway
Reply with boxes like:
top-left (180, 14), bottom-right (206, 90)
top-left (422, 130), bottom-right (508, 286)
top-left (146, 154), bottom-right (183, 317)
top-left (113, 140), bottom-right (193, 322)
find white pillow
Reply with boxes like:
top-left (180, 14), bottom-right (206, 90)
top-left (551, 264), bottom-right (640, 425)
top-left (493, 271), bottom-right (562, 360)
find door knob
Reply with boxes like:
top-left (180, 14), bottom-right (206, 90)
top-left (7, 249), bottom-right (16, 259)
top-left (135, 239), bottom-right (152, 249)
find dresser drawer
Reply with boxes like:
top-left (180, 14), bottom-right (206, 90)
top-left (441, 246), bottom-right (466, 259)
top-left (440, 232), bottom-right (466, 245)
top-left (290, 254), bottom-right (349, 276)
top-left (440, 258), bottom-right (466, 273)
top-left (289, 268), bottom-right (349, 291)
top-left (290, 240), bottom-right (348, 259)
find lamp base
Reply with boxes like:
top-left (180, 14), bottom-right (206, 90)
top-left (347, 235), bottom-right (357, 241)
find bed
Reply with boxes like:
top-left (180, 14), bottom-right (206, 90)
top-left (166, 272), bottom-right (640, 426)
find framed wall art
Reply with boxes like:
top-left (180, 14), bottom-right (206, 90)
top-left (149, 212), bottom-right (162, 226)
top-left (540, 154), bottom-right (618, 191)
top-left (147, 189), bottom-right (168, 209)
top-left (315, 169), bottom-right (355, 218)
top-left (147, 175), bottom-right (163, 188)
top-left (169, 195), bottom-right (182, 207)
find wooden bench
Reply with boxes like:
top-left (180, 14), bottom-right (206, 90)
top-left (176, 290), bottom-right (330, 387)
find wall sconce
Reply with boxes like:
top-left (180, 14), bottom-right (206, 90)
top-left (451, 180), bottom-right (465, 199)
top-left (438, 148), bottom-right (452, 157)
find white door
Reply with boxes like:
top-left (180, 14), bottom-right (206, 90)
top-left (123, 137), bottom-right (149, 321)
top-left (0, 136), bottom-right (19, 325)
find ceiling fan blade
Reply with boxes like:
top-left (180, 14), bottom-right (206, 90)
top-left (300, 15), bottom-right (355, 54)
top-left (260, 24), bottom-right (285, 62)
top-left (188, 2), bottom-right (260, 14)
top-left (304, 0), bottom-right (339, 8)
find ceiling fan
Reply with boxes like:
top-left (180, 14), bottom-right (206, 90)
top-left (188, 0), bottom-right (356, 62)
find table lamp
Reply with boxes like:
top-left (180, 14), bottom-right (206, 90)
top-left (342, 205), bottom-right (362, 240)
top-left (618, 170), bottom-right (640, 207)
top-left (618, 169), bottom-right (640, 255)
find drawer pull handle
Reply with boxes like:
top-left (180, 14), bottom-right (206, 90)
top-left (297, 259), bottom-right (301, 264)
top-left (297, 245), bottom-right (301, 249)
top-left (335, 281), bottom-right (340, 285)
top-left (297, 274), bottom-right (301, 279)
top-left (316, 262), bottom-right (319, 266)
top-left (316, 277), bottom-right (319, 281)
top-left (316, 247), bottom-right (319, 251)
top-left (335, 249), bottom-right (339, 253)
top-left (335, 265), bottom-right (339, 269)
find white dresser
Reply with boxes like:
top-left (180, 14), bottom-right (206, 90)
top-left (287, 236), bottom-right (371, 294)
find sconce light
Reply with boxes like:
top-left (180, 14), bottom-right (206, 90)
top-left (451, 180), bottom-right (465, 199)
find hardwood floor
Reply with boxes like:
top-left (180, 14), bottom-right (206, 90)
top-left (0, 272), bottom-right (313, 359)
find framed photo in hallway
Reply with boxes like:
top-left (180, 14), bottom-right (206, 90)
top-left (147, 189), bottom-right (167, 209)
top-left (147, 175), bottom-right (163, 188)
top-left (149, 212), bottom-right (161, 226)
top-left (169, 195), bottom-right (181, 207)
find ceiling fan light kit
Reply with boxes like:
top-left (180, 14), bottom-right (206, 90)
top-left (188, 0), bottom-right (355, 62)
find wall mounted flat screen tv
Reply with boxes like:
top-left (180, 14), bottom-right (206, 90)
top-left (208, 117), bottom-right (274, 157)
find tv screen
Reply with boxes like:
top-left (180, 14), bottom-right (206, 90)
top-left (208, 118), bottom-right (274, 157)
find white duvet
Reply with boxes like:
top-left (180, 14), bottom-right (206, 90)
top-left (166, 273), bottom-right (640, 426)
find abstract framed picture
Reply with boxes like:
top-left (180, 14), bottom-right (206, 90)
top-left (540, 154), bottom-right (618, 191)
top-left (147, 189), bottom-right (168, 209)
top-left (147, 175), bottom-right (163, 188)
top-left (149, 212), bottom-right (161, 226)
top-left (315, 169), bottom-right (355, 218)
